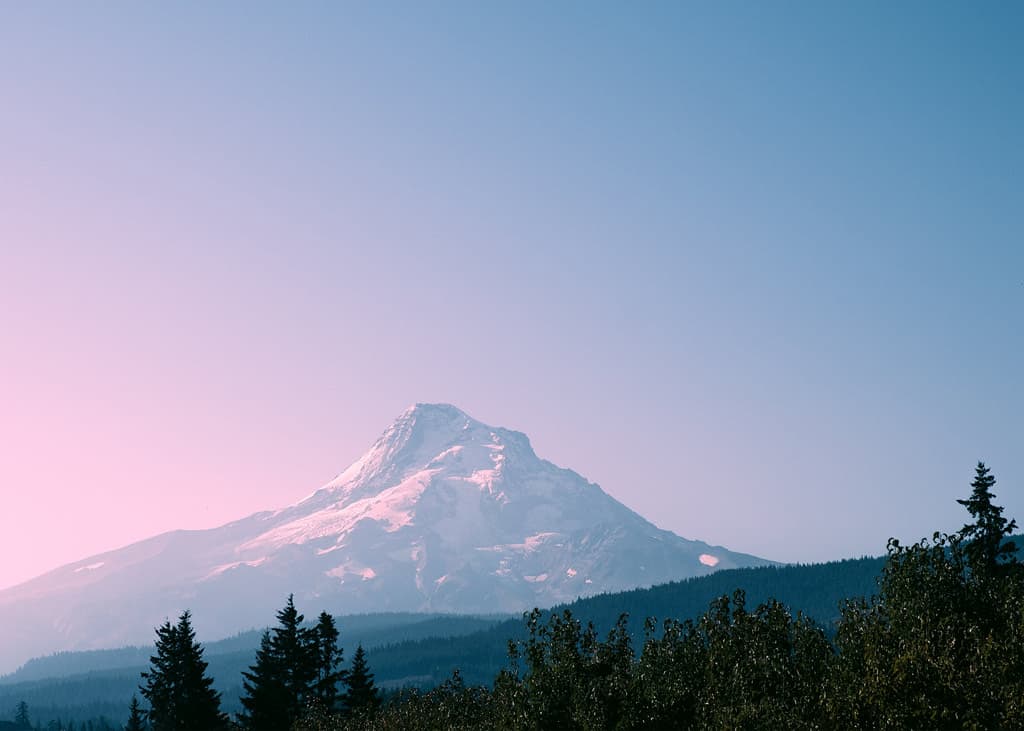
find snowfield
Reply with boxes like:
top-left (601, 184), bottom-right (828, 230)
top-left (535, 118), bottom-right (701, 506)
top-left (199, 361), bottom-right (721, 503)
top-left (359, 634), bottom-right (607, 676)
top-left (0, 403), bottom-right (771, 674)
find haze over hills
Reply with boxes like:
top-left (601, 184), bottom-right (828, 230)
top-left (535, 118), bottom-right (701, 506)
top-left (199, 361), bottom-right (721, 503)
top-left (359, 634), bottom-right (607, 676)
top-left (0, 403), bottom-right (770, 673)
top-left (0, 557), bottom-right (886, 723)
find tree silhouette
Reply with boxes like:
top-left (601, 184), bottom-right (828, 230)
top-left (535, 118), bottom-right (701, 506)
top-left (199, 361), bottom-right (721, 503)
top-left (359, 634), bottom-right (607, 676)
top-left (13, 701), bottom-right (30, 729)
top-left (311, 611), bottom-right (346, 709)
top-left (238, 595), bottom-right (318, 729)
top-left (139, 611), bottom-right (226, 731)
top-left (958, 461), bottom-right (1018, 575)
top-left (341, 644), bottom-right (380, 716)
top-left (238, 631), bottom-right (289, 731)
top-left (272, 594), bottom-right (316, 715)
top-left (124, 695), bottom-right (146, 731)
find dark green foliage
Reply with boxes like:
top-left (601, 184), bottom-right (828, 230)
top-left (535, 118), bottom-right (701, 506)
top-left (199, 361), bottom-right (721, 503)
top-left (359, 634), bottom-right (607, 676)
top-left (239, 595), bottom-right (322, 730)
top-left (295, 670), bottom-right (489, 731)
top-left (293, 597), bottom-right (834, 730)
top-left (829, 530), bottom-right (1024, 729)
top-left (124, 696), bottom-right (145, 731)
top-left (696, 591), bottom-right (832, 730)
top-left (958, 461), bottom-right (1019, 576)
top-left (238, 631), bottom-right (289, 731)
top-left (237, 596), bottom-right (350, 729)
top-left (272, 595), bottom-right (317, 711)
top-left (486, 596), bottom-right (832, 731)
top-left (138, 611), bottom-right (226, 731)
top-left (825, 463), bottom-right (1023, 728)
top-left (341, 646), bottom-right (380, 717)
top-left (628, 615), bottom-right (705, 727)
top-left (338, 555), bottom-right (885, 690)
top-left (494, 609), bottom-right (639, 730)
top-left (311, 612), bottom-right (346, 709)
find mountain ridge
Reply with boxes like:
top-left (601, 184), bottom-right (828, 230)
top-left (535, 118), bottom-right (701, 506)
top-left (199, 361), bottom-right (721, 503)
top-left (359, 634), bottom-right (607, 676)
top-left (0, 403), bottom-right (771, 673)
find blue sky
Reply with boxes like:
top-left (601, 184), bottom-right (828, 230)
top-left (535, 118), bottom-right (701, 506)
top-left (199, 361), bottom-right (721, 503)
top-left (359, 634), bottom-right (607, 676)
top-left (0, 2), bottom-right (1021, 587)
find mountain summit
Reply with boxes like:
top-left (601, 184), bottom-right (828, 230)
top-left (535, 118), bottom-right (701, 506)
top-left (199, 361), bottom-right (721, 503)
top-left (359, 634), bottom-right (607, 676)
top-left (0, 403), bottom-right (770, 673)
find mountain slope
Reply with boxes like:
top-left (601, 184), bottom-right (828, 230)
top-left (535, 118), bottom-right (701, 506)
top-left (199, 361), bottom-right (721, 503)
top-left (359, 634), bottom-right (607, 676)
top-left (0, 403), bottom-right (770, 672)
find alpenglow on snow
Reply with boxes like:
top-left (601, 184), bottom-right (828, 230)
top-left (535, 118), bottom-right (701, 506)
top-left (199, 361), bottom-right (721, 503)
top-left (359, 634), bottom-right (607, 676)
top-left (0, 403), bottom-right (770, 673)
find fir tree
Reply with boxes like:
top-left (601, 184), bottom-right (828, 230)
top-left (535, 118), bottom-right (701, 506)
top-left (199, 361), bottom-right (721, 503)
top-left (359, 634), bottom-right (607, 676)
top-left (139, 620), bottom-right (176, 724)
top-left (139, 611), bottom-right (226, 731)
top-left (958, 461), bottom-right (1018, 575)
top-left (311, 612), bottom-right (345, 709)
top-left (238, 631), bottom-right (290, 731)
top-left (124, 695), bottom-right (146, 731)
top-left (13, 701), bottom-right (30, 729)
top-left (238, 596), bottom-right (317, 730)
top-left (271, 594), bottom-right (316, 713)
top-left (342, 644), bottom-right (380, 716)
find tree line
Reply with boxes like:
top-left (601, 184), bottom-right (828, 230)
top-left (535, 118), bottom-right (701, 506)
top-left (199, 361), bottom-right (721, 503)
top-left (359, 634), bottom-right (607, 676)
top-left (0, 561), bottom-right (888, 723)
top-left (49, 460), bottom-right (1017, 730)
top-left (1, 701), bottom-right (117, 731)
top-left (133, 597), bottom-right (380, 731)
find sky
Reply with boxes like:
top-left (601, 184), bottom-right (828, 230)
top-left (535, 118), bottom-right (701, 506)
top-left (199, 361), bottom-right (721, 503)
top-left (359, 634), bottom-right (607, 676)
top-left (0, 2), bottom-right (1021, 590)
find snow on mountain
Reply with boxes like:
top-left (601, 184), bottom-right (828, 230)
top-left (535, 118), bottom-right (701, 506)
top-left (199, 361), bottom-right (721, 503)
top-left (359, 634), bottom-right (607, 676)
top-left (0, 403), bottom-right (771, 673)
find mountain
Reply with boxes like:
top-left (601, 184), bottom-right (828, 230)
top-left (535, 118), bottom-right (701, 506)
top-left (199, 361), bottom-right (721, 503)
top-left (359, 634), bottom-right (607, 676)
top-left (0, 403), bottom-right (770, 673)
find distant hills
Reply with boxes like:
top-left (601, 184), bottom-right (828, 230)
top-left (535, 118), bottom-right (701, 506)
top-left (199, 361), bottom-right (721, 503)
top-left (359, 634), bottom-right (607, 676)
top-left (0, 555), bottom-right (885, 724)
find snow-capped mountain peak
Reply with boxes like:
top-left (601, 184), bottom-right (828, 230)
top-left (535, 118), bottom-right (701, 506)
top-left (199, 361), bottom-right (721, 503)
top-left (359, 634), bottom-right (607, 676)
top-left (315, 403), bottom-right (533, 503)
top-left (0, 403), bottom-right (771, 674)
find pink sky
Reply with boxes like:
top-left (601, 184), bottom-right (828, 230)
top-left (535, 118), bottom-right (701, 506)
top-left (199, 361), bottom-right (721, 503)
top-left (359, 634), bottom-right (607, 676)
top-left (1, 3), bottom-right (1021, 590)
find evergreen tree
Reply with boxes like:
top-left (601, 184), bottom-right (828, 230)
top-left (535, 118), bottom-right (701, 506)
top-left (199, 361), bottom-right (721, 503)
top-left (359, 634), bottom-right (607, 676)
top-left (958, 461), bottom-right (1018, 575)
top-left (238, 595), bottom-right (317, 730)
top-left (271, 594), bottom-right (316, 713)
top-left (238, 631), bottom-right (289, 731)
top-left (311, 612), bottom-right (345, 709)
top-left (341, 644), bottom-right (380, 717)
top-left (139, 620), bottom-right (176, 724)
top-left (13, 701), bottom-right (30, 729)
top-left (124, 696), bottom-right (146, 731)
top-left (139, 611), bottom-right (226, 731)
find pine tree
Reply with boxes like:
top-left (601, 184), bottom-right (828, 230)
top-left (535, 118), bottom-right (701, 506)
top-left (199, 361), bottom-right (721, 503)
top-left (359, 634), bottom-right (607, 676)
top-left (13, 701), bottom-right (30, 729)
top-left (311, 612), bottom-right (345, 710)
top-left (124, 695), bottom-right (147, 731)
top-left (238, 596), bottom-right (318, 730)
top-left (139, 620), bottom-right (176, 723)
top-left (271, 594), bottom-right (316, 713)
top-left (958, 462), bottom-right (1018, 575)
top-left (139, 611), bottom-right (227, 731)
top-left (238, 631), bottom-right (290, 731)
top-left (342, 644), bottom-right (380, 717)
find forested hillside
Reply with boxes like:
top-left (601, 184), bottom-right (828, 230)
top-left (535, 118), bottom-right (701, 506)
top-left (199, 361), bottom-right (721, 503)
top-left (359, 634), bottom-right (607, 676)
top-left (0, 554), bottom-right (884, 724)
top-left (0, 615), bottom-right (506, 724)
top-left (362, 554), bottom-right (885, 686)
top-left (0, 613), bottom-right (506, 686)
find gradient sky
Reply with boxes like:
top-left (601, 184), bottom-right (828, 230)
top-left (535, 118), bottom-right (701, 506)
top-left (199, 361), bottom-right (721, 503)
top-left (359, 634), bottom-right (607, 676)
top-left (1, 2), bottom-right (1021, 590)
